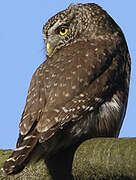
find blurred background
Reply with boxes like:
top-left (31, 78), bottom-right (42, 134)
top-left (0, 0), bottom-right (135, 149)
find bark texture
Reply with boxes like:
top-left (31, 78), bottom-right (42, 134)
top-left (0, 138), bottom-right (136, 180)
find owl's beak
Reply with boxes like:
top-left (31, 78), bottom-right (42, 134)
top-left (46, 41), bottom-right (55, 57)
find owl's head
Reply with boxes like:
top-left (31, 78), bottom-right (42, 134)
top-left (43, 3), bottom-right (121, 57)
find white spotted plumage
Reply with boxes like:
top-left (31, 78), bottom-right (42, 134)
top-left (2, 3), bottom-right (130, 177)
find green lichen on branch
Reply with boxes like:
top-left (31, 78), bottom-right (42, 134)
top-left (73, 138), bottom-right (136, 180)
top-left (0, 138), bottom-right (136, 180)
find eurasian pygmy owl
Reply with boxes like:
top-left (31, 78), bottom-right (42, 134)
top-left (2, 3), bottom-right (131, 179)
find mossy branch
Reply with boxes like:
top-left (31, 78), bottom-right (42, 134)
top-left (0, 138), bottom-right (136, 180)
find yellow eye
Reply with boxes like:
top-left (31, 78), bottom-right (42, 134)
top-left (59, 27), bottom-right (68, 36)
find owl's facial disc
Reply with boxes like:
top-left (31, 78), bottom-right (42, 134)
top-left (44, 20), bottom-right (72, 57)
top-left (46, 25), bottom-right (69, 56)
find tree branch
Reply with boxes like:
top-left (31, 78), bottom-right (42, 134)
top-left (0, 138), bottom-right (136, 180)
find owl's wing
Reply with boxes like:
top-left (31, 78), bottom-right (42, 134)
top-left (19, 62), bottom-right (46, 137)
top-left (2, 62), bottom-right (47, 175)
top-left (16, 61), bottom-right (48, 151)
top-left (3, 41), bottom-right (130, 175)
top-left (37, 41), bottom-right (130, 141)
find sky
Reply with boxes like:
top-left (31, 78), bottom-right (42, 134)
top-left (0, 0), bottom-right (135, 149)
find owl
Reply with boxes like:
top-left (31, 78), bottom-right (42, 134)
top-left (2, 3), bottom-right (131, 179)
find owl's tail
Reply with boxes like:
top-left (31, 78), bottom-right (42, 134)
top-left (2, 131), bottom-right (39, 176)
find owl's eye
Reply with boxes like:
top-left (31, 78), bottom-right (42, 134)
top-left (57, 26), bottom-right (68, 36)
